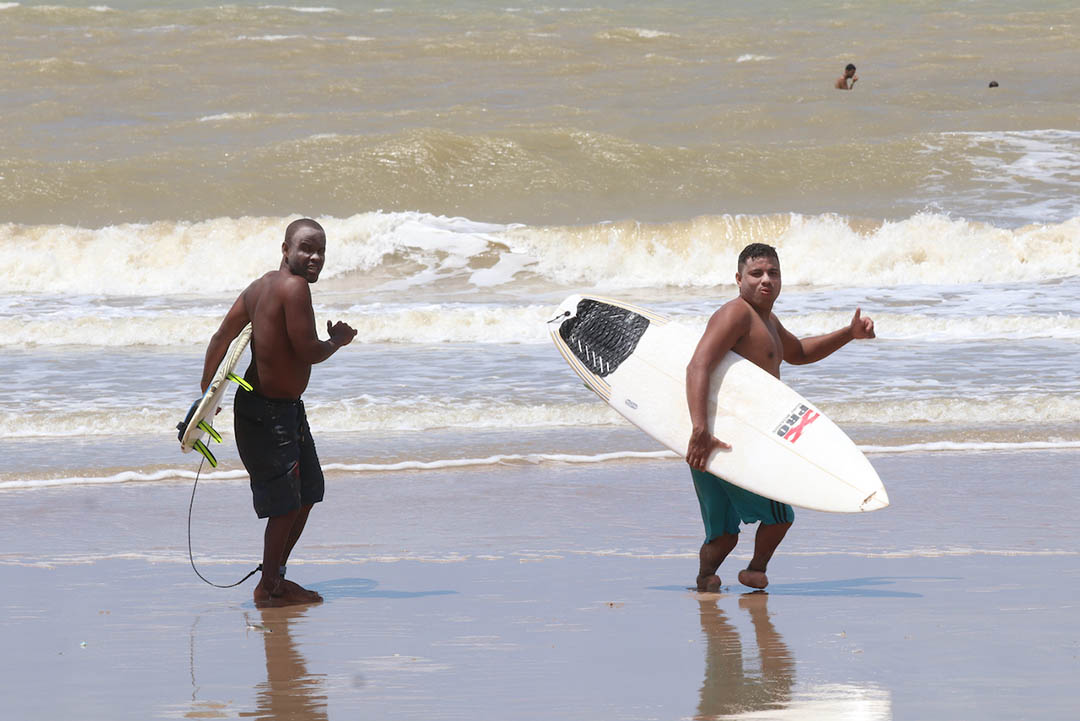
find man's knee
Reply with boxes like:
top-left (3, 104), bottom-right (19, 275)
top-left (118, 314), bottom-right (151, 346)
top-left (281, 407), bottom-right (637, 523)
top-left (759, 520), bottom-right (792, 534)
top-left (269, 507), bottom-right (301, 522)
top-left (705, 532), bottom-right (739, 549)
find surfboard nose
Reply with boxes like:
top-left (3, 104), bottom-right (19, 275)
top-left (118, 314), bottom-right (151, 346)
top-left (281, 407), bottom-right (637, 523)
top-left (548, 294), bottom-right (583, 325)
top-left (859, 487), bottom-right (890, 511)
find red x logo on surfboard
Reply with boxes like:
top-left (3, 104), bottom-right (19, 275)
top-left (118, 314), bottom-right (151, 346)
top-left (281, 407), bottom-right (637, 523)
top-left (775, 404), bottom-right (820, 444)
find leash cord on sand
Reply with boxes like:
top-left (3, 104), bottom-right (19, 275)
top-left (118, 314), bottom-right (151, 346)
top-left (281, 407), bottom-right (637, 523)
top-left (187, 456), bottom-right (262, 588)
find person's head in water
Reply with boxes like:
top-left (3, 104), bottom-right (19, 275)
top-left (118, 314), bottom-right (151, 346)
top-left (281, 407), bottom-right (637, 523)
top-left (836, 63), bottom-right (858, 89)
top-left (736, 243), bottom-right (781, 310)
top-left (282, 218), bottom-right (326, 283)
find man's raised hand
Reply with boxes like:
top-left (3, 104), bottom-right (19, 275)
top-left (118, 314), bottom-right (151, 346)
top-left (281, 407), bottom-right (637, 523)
top-left (850, 308), bottom-right (875, 339)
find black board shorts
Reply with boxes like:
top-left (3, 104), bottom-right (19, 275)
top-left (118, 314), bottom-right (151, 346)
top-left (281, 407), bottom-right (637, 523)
top-left (234, 389), bottom-right (325, 519)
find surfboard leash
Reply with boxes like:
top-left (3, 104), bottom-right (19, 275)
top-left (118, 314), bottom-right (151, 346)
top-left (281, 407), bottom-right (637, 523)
top-left (187, 455), bottom-right (262, 589)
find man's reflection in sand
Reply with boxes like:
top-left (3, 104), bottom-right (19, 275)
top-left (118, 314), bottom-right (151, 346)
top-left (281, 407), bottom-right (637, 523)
top-left (696, 592), bottom-right (794, 720)
top-left (240, 605), bottom-right (328, 721)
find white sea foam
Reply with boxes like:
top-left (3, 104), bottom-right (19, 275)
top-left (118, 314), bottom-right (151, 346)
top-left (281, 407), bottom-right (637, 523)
top-left (596, 27), bottom-right (677, 41)
top-left (926, 129), bottom-right (1080, 224)
top-left (0, 399), bottom-right (624, 439)
top-left (2, 211), bottom-right (1078, 298)
top-left (504, 212), bottom-right (1080, 289)
top-left (4, 307), bottom-right (1077, 349)
top-left (259, 4), bottom-right (338, 12)
top-left (6, 546), bottom-right (1073, 568)
top-left (782, 548), bottom-right (1079, 559)
top-left (17, 444), bottom-right (1078, 493)
top-left (0, 467), bottom-right (247, 491)
top-left (0, 304), bottom-right (558, 347)
top-left (237, 34), bottom-right (306, 42)
top-left (0, 451), bottom-right (674, 491)
top-left (323, 450), bottom-right (676, 473)
top-left (5, 390), bottom-right (1079, 441)
top-left (861, 440), bottom-right (1080, 454)
top-left (736, 54), bottom-right (774, 63)
top-left (826, 394), bottom-right (1080, 425)
top-left (198, 112), bottom-right (256, 122)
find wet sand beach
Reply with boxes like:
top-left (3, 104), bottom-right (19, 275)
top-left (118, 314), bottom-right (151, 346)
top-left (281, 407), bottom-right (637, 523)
top-left (2, 451), bottom-right (1077, 720)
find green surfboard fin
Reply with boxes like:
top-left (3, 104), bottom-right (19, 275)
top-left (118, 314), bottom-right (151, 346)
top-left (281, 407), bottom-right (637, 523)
top-left (227, 373), bottom-right (253, 391)
top-left (193, 439), bottom-right (218, 468)
top-left (197, 420), bottom-right (223, 444)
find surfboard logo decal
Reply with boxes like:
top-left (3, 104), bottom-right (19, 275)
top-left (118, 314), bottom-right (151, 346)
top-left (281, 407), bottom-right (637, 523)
top-left (775, 404), bottom-right (819, 443)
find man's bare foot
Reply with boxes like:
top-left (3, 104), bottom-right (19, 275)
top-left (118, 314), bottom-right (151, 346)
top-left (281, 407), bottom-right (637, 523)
top-left (254, 578), bottom-right (323, 607)
top-left (281, 578), bottom-right (322, 602)
top-left (738, 568), bottom-right (769, 589)
top-left (696, 573), bottom-right (722, 592)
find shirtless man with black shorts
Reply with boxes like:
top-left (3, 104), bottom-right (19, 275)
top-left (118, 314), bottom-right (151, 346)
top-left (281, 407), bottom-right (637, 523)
top-left (685, 243), bottom-right (875, 592)
top-left (200, 218), bottom-right (356, 606)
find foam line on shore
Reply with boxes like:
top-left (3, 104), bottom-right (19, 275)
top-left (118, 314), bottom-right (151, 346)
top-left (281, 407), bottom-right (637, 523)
top-left (860, 440), bottom-right (1080, 454)
top-left (4, 547), bottom-right (1076, 569)
top-left (0, 451), bottom-right (677, 491)
top-left (5, 442), bottom-right (1080, 492)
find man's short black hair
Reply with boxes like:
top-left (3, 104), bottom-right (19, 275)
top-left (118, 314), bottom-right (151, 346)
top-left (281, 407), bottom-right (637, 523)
top-left (738, 243), bottom-right (779, 270)
top-left (845, 63), bottom-right (856, 72)
top-left (285, 217), bottom-right (324, 245)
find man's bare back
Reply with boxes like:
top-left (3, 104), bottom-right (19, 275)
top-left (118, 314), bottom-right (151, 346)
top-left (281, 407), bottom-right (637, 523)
top-left (240, 269), bottom-right (320, 399)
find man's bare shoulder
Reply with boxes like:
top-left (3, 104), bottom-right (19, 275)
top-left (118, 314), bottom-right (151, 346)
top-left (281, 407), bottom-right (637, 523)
top-left (710, 296), bottom-right (754, 324)
top-left (241, 269), bottom-right (278, 294)
top-left (257, 269), bottom-right (311, 301)
top-left (700, 297), bottom-right (753, 340)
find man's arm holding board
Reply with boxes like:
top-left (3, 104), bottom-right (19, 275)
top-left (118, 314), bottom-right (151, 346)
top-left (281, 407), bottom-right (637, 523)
top-left (685, 302), bottom-right (751, 469)
top-left (777, 308), bottom-right (875, 366)
top-left (200, 293), bottom-right (251, 393)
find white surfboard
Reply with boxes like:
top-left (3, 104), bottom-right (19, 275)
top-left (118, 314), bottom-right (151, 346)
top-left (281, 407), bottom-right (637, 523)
top-left (177, 324), bottom-right (253, 467)
top-left (548, 295), bottom-right (888, 513)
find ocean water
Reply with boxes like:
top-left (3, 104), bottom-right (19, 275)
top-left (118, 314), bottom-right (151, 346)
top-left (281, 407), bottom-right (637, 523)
top-left (1, 0), bottom-right (1078, 492)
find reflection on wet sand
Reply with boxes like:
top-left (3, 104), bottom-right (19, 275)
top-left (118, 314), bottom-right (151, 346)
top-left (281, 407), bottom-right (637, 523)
top-left (695, 592), bottom-right (892, 720)
top-left (696, 592), bottom-right (794, 720)
top-left (239, 605), bottom-right (328, 721)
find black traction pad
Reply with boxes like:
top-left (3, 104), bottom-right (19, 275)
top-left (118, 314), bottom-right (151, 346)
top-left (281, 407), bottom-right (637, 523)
top-left (558, 299), bottom-right (650, 377)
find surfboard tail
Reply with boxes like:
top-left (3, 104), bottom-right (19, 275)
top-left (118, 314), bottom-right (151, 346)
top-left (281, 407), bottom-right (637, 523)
top-left (176, 400), bottom-right (200, 444)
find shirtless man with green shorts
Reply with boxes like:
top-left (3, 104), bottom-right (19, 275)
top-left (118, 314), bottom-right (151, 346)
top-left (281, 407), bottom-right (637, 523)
top-left (685, 243), bottom-right (875, 592)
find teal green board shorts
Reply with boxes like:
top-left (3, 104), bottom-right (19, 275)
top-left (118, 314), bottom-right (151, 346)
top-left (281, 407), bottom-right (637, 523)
top-left (691, 468), bottom-right (794, 541)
